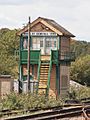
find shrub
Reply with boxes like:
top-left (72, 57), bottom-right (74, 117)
top-left (68, 86), bottom-right (90, 100)
top-left (0, 93), bottom-right (63, 111)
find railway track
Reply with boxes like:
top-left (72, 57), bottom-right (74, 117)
top-left (1, 98), bottom-right (90, 120)
top-left (3, 105), bottom-right (90, 120)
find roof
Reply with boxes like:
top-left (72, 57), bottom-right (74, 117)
top-left (17, 17), bottom-right (75, 37)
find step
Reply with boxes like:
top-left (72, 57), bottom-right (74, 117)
top-left (40, 67), bottom-right (49, 70)
top-left (41, 63), bottom-right (49, 65)
top-left (40, 79), bottom-right (48, 82)
top-left (40, 71), bottom-right (49, 73)
top-left (41, 61), bottom-right (50, 65)
top-left (41, 55), bottom-right (50, 61)
top-left (40, 75), bottom-right (48, 77)
top-left (38, 90), bottom-right (46, 95)
top-left (39, 84), bottom-right (47, 87)
top-left (39, 79), bottom-right (47, 81)
top-left (41, 65), bottom-right (49, 68)
top-left (39, 80), bottom-right (47, 83)
top-left (41, 67), bottom-right (49, 69)
top-left (40, 72), bottom-right (48, 74)
top-left (40, 78), bottom-right (48, 80)
top-left (40, 79), bottom-right (48, 81)
top-left (38, 86), bottom-right (47, 89)
top-left (39, 81), bottom-right (47, 84)
top-left (41, 62), bottom-right (50, 64)
top-left (40, 76), bottom-right (48, 78)
top-left (40, 77), bottom-right (48, 79)
top-left (39, 83), bottom-right (47, 86)
top-left (40, 69), bottom-right (49, 71)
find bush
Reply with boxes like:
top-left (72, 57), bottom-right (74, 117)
top-left (0, 93), bottom-right (63, 111)
top-left (68, 86), bottom-right (90, 100)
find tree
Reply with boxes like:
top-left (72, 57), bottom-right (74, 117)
top-left (0, 28), bottom-right (19, 78)
top-left (70, 39), bottom-right (90, 58)
top-left (70, 55), bottom-right (90, 86)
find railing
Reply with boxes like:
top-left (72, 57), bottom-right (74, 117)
top-left (46, 50), bottom-right (52, 97)
top-left (52, 50), bottom-right (59, 64)
top-left (15, 49), bottom-right (75, 64)
top-left (20, 50), bottom-right (40, 64)
top-left (14, 49), bottom-right (41, 64)
top-left (37, 50), bottom-right (41, 94)
top-left (60, 51), bottom-right (75, 61)
top-left (51, 50), bottom-right (75, 62)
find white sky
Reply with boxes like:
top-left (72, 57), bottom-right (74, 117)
top-left (0, 0), bottom-right (90, 41)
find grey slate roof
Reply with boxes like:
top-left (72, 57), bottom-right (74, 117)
top-left (40, 17), bottom-right (75, 37)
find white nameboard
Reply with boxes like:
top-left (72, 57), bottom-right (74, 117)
top-left (23, 32), bottom-right (57, 36)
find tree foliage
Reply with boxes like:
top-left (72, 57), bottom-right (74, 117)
top-left (0, 28), bottom-right (19, 77)
top-left (71, 39), bottom-right (90, 57)
top-left (70, 55), bottom-right (90, 86)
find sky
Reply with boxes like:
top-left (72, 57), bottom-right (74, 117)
top-left (0, 0), bottom-right (90, 41)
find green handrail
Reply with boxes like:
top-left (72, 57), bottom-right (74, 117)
top-left (46, 50), bottom-right (52, 97)
top-left (36, 50), bottom-right (41, 94)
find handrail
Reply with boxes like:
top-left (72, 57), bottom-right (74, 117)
top-left (60, 51), bottom-right (75, 61)
top-left (46, 50), bottom-right (52, 97)
top-left (51, 50), bottom-right (75, 62)
top-left (36, 50), bottom-right (41, 93)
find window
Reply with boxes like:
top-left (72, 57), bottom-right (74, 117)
top-left (54, 41), bottom-right (56, 47)
top-left (40, 40), bottom-right (43, 47)
top-left (23, 39), bottom-right (28, 49)
top-left (46, 41), bottom-right (51, 47)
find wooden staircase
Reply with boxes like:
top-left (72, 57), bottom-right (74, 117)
top-left (38, 55), bottom-right (50, 95)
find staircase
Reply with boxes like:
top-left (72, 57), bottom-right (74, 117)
top-left (38, 55), bottom-right (51, 96)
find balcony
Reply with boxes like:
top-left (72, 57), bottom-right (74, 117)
top-left (14, 49), bottom-right (40, 64)
top-left (14, 49), bottom-right (75, 65)
top-left (51, 50), bottom-right (75, 63)
top-left (60, 51), bottom-right (75, 61)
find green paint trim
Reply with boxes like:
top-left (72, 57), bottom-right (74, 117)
top-left (32, 65), bottom-right (34, 76)
top-left (36, 50), bottom-right (41, 94)
top-left (19, 34), bottom-right (23, 93)
top-left (58, 36), bottom-right (60, 50)
top-left (55, 49), bottom-right (60, 96)
top-left (56, 64), bottom-right (60, 96)
top-left (46, 50), bottom-right (52, 97)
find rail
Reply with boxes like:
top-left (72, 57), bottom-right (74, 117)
top-left (37, 50), bottom-right (41, 94)
top-left (3, 105), bottom-right (90, 120)
top-left (46, 50), bottom-right (52, 97)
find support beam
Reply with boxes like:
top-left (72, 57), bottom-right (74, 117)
top-left (27, 17), bottom-right (31, 92)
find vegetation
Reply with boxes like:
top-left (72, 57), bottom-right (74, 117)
top-left (70, 39), bottom-right (90, 57)
top-left (0, 28), bottom-right (19, 78)
top-left (0, 93), bottom-right (63, 111)
top-left (70, 55), bottom-right (90, 86)
top-left (0, 86), bottom-right (90, 111)
top-left (68, 86), bottom-right (90, 100)
top-left (70, 39), bottom-right (90, 86)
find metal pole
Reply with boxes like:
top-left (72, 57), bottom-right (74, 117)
top-left (27, 16), bottom-right (31, 92)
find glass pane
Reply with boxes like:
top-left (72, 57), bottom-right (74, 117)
top-left (23, 38), bottom-right (28, 49)
top-left (40, 40), bottom-right (43, 47)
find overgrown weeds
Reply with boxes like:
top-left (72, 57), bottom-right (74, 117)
top-left (0, 93), bottom-right (63, 111)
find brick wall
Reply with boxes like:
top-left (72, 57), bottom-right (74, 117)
top-left (0, 75), bottom-right (13, 98)
top-left (49, 64), bottom-right (56, 98)
top-left (60, 65), bottom-right (70, 96)
top-left (22, 64), bottom-right (38, 80)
